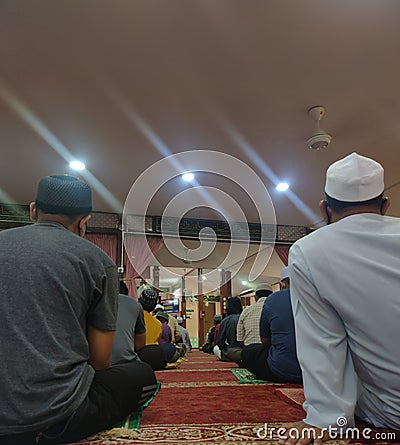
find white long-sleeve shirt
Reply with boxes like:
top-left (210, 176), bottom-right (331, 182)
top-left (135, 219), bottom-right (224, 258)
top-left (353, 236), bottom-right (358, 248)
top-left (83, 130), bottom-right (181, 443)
top-left (289, 213), bottom-right (400, 430)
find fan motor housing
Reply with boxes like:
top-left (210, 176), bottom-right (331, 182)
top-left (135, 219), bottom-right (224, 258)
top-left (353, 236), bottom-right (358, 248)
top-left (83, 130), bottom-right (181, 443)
top-left (307, 132), bottom-right (332, 150)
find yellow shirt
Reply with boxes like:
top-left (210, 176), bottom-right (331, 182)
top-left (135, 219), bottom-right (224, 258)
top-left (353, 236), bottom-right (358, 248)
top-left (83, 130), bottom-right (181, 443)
top-left (143, 311), bottom-right (162, 345)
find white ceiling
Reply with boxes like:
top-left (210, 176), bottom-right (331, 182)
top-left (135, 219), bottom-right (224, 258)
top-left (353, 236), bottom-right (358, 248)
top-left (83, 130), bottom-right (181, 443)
top-left (1, 1), bottom-right (400, 294)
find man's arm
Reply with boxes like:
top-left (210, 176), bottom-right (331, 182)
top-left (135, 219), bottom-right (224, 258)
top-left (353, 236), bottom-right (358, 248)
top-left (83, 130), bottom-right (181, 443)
top-left (86, 266), bottom-right (119, 371)
top-left (173, 319), bottom-right (183, 343)
top-left (288, 244), bottom-right (358, 435)
top-left (134, 305), bottom-right (146, 351)
top-left (236, 311), bottom-right (245, 343)
top-left (87, 325), bottom-right (115, 370)
top-left (135, 332), bottom-right (146, 351)
top-left (259, 301), bottom-right (271, 346)
top-left (260, 337), bottom-right (271, 346)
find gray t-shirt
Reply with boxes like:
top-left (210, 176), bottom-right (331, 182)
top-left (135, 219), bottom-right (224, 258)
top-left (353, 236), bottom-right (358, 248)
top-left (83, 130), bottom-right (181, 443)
top-left (111, 294), bottom-right (146, 364)
top-left (0, 222), bottom-right (118, 434)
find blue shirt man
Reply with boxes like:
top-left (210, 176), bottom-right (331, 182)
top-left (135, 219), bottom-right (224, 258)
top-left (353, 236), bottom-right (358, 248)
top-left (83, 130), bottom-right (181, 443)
top-left (259, 288), bottom-right (302, 382)
top-left (241, 267), bottom-right (302, 383)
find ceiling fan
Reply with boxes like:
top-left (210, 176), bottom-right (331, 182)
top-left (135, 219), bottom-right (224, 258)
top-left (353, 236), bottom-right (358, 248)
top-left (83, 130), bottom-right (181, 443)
top-left (307, 106), bottom-right (332, 150)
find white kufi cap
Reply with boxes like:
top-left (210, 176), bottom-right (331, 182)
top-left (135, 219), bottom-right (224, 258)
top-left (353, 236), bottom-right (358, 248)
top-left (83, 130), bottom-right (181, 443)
top-left (255, 282), bottom-right (272, 292)
top-left (325, 152), bottom-right (384, 202)
top-left (280, 266), bottom-right (289, 281)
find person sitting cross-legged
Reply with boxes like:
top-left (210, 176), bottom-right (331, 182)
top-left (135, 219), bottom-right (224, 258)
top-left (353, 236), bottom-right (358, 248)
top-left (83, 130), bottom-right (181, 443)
top-left (241, 267), bottom-right (302, 383)
top-left (155, 311), bottom-right (180, 363)
top-left (177, 316), bottom-right (192, 355)
top-left (136, 289), bottom-right (168, 371)
top-left (111, 281), bottom-right (147, 365)
top-left (0, 175), bottom-right (157, 445)
top-left (201, 314), bottom-right (222, 354)
top-left (227, 283), bottom-right (273, 365)
top-left (213, 296), bottom-right (243, 361)
top-left (281, 153), bottom-right (400, 444)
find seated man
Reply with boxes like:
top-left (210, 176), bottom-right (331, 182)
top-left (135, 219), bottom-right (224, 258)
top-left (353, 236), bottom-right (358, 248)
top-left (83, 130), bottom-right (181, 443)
top-left (153, 304), bottom-right (181, 342)
top-left (155, 311), bottom-right (180, 363)
top-left (201, 314), bottom-right (221, 353)
top-left (214, 296), bottom-right (243, 361)
top-left (0, 175), bottom-right (157, 445)
top-left (111, 281), bottom-right (146, 365)
top-left (136, 288), bottom-right (168, 371)
top-left (241, 267), bottom-right (302, 383)
top-left (229, 283), bottom-right (273, 364)
top-left (177, 316), bottom-right (192, 355)
top-left (153, 304), bottom-right (184, 356)
top-left (282, 153), bottom-right (400, 444)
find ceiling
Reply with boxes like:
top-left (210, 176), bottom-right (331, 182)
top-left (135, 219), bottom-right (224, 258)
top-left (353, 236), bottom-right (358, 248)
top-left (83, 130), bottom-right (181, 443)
top-left (1, 1), bottom-right (400, 294)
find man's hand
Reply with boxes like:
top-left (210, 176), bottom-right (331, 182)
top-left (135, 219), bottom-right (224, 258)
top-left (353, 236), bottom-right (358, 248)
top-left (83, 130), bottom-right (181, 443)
top-left (278, 421), bottom-right (330, 445)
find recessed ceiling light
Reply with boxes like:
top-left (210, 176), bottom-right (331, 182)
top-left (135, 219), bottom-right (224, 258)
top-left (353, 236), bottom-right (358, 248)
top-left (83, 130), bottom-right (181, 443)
top-left (276, 182), bottom-right (289, 191)
top-left (241, 280), bottom-right (247, 285)
top-left (202, 275), bottom-right (207, 280)
top-left (182, 172), bottom-right (195, 182)
top-left (69, 160), bottom-right (86, 171)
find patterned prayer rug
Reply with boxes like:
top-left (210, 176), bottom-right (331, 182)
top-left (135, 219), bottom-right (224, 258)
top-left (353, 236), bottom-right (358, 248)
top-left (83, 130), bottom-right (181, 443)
top-left (76, 422), bottom-right (370, 445)
top-left (231, 368), bottom-right (272, 384)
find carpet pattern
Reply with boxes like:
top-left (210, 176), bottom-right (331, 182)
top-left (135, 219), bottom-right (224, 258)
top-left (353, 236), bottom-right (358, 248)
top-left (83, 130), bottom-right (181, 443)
top-left (76, 423), bottom-right (357, 445)
top-left (231, 368), bottom-right (272, 384)
top-left (72, 351), bottom-right (400, 445)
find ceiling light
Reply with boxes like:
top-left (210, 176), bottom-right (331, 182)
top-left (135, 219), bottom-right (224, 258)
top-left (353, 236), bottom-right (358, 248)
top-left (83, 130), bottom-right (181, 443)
top-left (276, 182), bottom-right (289, 192)
top-left (182, 172), bottom-right (195, 182)
top-left (241, 280), bottom-right (247, 285)
top-left (202, 275), bottom-right (207, 280)
top-left (69, 160), bottom-right (85, 171)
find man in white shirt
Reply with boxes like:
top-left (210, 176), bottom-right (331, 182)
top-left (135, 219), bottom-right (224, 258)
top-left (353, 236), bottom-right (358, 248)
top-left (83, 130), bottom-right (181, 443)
top-left (283, 153), bottom-right (400, 444)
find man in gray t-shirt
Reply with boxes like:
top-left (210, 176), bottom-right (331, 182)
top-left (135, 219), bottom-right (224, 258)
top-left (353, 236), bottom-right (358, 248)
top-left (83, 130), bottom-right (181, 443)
top-left (0, 175), bottom-right (157, 445)
top-left (112, 282), bottom-right (146, 364)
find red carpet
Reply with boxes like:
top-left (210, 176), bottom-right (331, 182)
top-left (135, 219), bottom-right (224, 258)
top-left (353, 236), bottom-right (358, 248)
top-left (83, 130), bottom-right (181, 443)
top-left (275, 386), bottom-right (305, 407)
top-left (141, 385), bottom-right (303, 425)
top-left (73, 350), bottom-right (400, 445)
top-left (155, 369), bottom-right (237, 383)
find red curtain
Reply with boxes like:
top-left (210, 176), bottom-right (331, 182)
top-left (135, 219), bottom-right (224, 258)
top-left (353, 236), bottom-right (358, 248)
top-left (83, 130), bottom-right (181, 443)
top-left (274, 246), bottom-right (290, 266)
top-left (86, 234), bottom-right (118, 264)
top-left (124, 235), bottom-right (164, 299)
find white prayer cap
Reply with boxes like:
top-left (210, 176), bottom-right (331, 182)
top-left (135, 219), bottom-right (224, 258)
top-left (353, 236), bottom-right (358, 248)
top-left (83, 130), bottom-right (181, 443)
top-left (280, 266), bottom-right (289, 281)
top-left (325, 152), bottom-right (384, 202)
top-left (154, 303), bottom-right (164, 312)
top-left (255, 282), bottom-right (272, 292)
